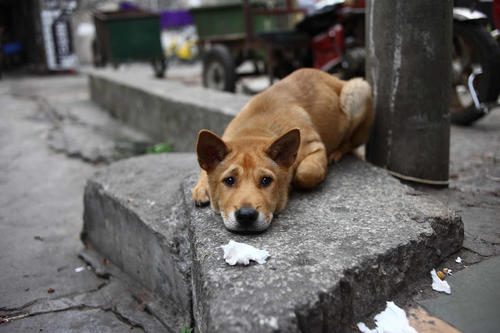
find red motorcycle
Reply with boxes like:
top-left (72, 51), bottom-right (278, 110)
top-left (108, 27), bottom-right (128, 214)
top-left (297, 0), bottom-right (367, 78)
top-left (297, 0), bottom-right (500, 125)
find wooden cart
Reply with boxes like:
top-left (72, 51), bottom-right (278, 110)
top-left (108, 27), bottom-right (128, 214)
top-left (190, 0), bottom-right (309, 92)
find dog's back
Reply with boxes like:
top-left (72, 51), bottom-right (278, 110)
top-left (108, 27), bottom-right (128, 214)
top-left (223, 69), bottom-right (372, 157)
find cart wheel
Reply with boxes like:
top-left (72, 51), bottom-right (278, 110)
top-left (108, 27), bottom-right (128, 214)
top-left (152, 58), bottom-right (167, 78)
top-left (203, 45), bottom-right (236, 92)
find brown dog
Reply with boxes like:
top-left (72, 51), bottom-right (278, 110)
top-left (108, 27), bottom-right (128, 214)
top-left (192, 68), bottom-right (373, 232)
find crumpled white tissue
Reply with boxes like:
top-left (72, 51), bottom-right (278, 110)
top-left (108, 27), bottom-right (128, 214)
top-left (455, 256), bottom-right (462, 263)
top-left (431, 269), bottom-right (451, 294)
top-left (221, 240), bottom-right (270, 265)
top-left (357, 301), bottom-right (417, 333)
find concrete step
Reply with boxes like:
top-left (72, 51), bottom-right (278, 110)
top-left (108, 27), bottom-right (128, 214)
top-left (82, 153), bottom-right (198, 329)
top-left (82, 153), bottom-right (463, 332)
top-left (88, 69), bottom-right (250, 152)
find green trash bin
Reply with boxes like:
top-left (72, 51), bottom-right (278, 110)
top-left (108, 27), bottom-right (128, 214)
top-left (93, 10), bottom-right (166, 77)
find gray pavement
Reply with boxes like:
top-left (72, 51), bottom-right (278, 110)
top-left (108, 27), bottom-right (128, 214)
top-left (0, 75), bottom-right (171, 332)
top-left (419, 256), bottom-right (500, 333)
top-left (47, 98), bottom-right (152, 163)
top-left (403, 106), bottom-right (500, 332)
top-left (0, 66), bottom-right (499, 332)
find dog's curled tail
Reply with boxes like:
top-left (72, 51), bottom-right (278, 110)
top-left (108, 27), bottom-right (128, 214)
top-left (340, 78), bottom-right (373, 120)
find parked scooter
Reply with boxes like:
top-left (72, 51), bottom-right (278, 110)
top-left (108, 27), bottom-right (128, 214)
top-left (297, 0), bottom-right (366, 78)
top-left (451, 0), bottom-right (500, 124)
top-left (297, 0), bottom-right (500, 125)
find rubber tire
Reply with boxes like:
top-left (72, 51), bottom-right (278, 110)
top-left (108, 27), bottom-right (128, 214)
top-left (451, 22), bottom-right (500, 125)
top-left (152, 58), bottom-right (167, 78)
top-left (202, 45), bottom-right (236, 93)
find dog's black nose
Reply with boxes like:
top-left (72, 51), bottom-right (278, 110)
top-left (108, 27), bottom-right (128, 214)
top-left (235, 207), bottom-right (258, 225)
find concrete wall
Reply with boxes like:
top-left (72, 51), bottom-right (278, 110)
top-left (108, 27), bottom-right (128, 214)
top-left (88, 69), bottom-right (250, 151)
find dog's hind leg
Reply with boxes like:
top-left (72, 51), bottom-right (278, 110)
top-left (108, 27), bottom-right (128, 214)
top-left (329, 78), bottom-right (374, 163)
top-left (328, 110), bottom-right (374, 163)
top-left (192, 170), bottom-right (210, 206)
top-left (347, 105), bottom-right (374, 149)
top-left (293, 142), bottom-right (328, 189)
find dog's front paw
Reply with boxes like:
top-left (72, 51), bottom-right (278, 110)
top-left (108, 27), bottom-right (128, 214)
top-left (192, 183), bottom-right (210, 207)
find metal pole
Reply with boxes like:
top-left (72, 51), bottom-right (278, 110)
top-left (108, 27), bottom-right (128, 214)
top-left (243, 0), bottom-right (254, 41)
top-left (365, 0), bottom-right (453, 185)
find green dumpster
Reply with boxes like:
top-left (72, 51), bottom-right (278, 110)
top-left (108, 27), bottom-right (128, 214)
top-left (93, 10), bottom-right (166, 77)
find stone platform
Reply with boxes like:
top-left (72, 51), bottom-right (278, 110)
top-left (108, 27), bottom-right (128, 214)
top-left (88, 69), bottom-right (250, 151)
top-left (82, 153), bottom-right (198, 328)
top-left (82, 153), bottom-right (463, 332)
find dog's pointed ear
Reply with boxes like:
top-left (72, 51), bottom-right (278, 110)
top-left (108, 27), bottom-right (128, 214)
top-left (266, 128), bottom-right (300, 168)
top-left (196, 130), bottom-right (229, 171)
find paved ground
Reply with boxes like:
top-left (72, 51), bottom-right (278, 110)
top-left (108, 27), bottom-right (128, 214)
top-left (0, 74), bottom-right (171, 332)
top-left (0, 66), bottom-right (499, 332)
top-left (401, 101), bottom-right (500, 332)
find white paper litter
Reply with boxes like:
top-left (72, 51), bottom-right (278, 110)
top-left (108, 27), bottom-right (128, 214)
top-left (357, 301), bottom-right (417, 333)
top-left (221, 240), bottom-right (270, 265)
top-left (431, 269), bottom-right (451, 294)
top-left (74, 266), bottom-right (85, 273)
top-left (455, 256), bottom-right (462, 263)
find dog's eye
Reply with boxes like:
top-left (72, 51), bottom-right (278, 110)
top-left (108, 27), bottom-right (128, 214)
top-left (261, 176), bottom-right (273, 187)
top-left (223, 176), bottom-right (235, 187)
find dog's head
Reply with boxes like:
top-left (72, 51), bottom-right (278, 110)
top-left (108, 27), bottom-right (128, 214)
top-left (196, 128), bottom-right (300, 233)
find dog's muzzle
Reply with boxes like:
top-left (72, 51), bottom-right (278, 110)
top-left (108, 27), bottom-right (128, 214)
top-left (235, 207), bottom-right (258, 225)
top-left (222, 207), bottom-right (272, 233)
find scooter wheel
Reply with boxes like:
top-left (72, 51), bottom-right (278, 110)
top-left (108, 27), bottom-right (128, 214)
top-left (451, 22), bottom-right (500, 125)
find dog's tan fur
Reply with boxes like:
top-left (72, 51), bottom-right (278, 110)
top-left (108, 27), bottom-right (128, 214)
top-left (192, 68), bottom-right (373, 232)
